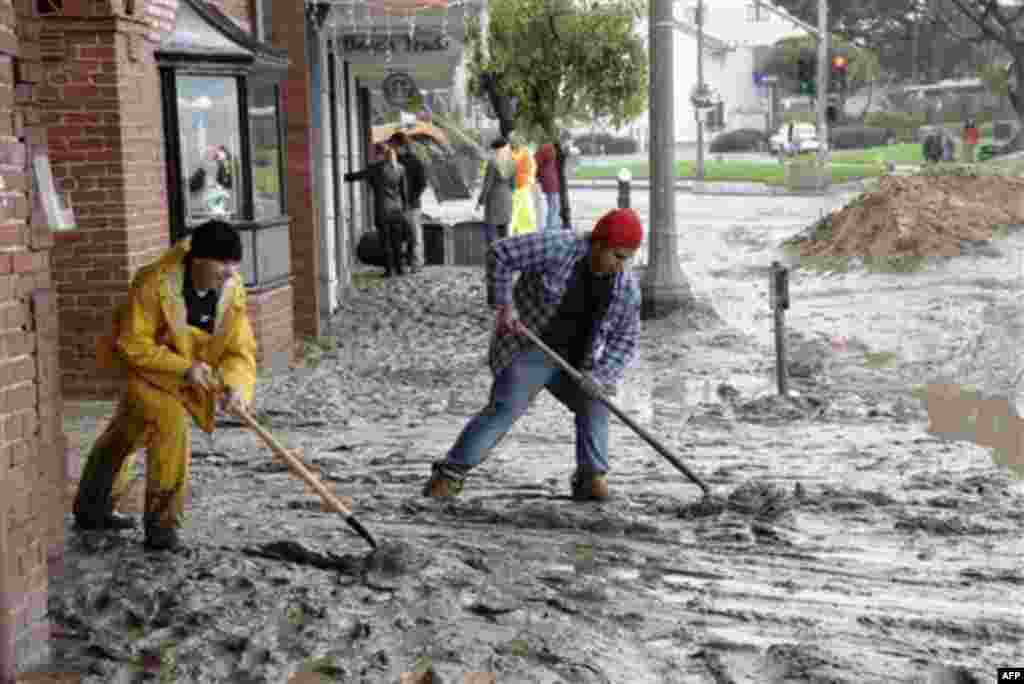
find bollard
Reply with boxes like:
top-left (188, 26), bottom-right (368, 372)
top-left (770, 261), bottom-right (790, 396)
top-left (617, 168), bottom-right (632, 209)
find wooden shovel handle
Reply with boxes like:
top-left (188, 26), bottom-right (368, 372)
top-left (232, 407), bottom-right (356, 518)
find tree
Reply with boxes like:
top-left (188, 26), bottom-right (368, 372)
top-left (929, 0), bottom-right (1024, 150)
top-left (770, 0), bottom-right (996, 83)
top-left (465, 0), bottom-right (648, 228)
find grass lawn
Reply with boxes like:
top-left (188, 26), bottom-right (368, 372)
top-left (830, 138), bottom-right (997, 165)
top-left (573, 159), bottom-right (885, 185)
top-left (573, 138), bottom-right (1003, 183)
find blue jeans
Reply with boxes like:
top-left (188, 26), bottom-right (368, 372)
top-left (541, 192), bottom-right (562, 231)
top-left (441, 347), bottom-right (610, 478)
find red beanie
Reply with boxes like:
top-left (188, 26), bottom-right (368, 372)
top-left (592, 208), bottom-right (644, 249)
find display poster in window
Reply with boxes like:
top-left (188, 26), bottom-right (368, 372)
top-left (177, 76), bottom-right (241, 222)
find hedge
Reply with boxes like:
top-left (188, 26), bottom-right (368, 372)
top-left (829, 126), bottom-right (896, 150)
top-left (709, 128), bottom-right (768, 153)
top-left (574, 133), bottom-right (638, 155)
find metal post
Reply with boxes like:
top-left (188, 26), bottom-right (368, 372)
top-left (695, 0), bottom-right (705, 180)
top-left (816, 0), bottom-right (828, 166)
top-left (771, 261), bottom-right (789, 396)
top-left (617, 168), bottom-right (632, 208)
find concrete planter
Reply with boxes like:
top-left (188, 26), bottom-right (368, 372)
top-left (784, 160), bottom-right (831, 191)
top-left (422, 221), bottom-right (492, 267)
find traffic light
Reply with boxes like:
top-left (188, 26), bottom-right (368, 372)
top-left (830, 53), bottom-right (848, 92)
top-left (796, 51), bottom-right (815, 97)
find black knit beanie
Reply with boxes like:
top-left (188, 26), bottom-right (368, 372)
top-left (189, 219), bottom-right (242, 262)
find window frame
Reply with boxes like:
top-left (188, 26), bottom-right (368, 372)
top-left (247, 75), bottom-right (287, 222)
top-left (158, 67), bottom-right (290, 291)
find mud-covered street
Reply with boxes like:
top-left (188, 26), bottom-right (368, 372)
top-left (47, 190), bottom-right (1023, 684)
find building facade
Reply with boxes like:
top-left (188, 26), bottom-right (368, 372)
top-left (629, 0), bottom-right (809, 146)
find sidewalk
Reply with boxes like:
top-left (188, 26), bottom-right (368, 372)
top-left (566, 172), bottom-right (908, 197)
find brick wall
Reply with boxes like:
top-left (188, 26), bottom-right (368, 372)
top-left (40, 2), bottom-right (169, 399)
top-left (247, 281), bottom-right (293, 374)
top-left (0, 0), bottom-right (65, 678)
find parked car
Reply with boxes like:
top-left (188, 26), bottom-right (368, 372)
top-left (769, 122), bottom-right (821, 155)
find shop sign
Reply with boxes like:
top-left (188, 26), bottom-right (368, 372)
top-left (381, 72), bottom-right (419, 109)
top-left (338, 33), bottom-right (452, 54)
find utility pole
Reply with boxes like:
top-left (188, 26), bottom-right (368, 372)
top-left (695, 0), bottom-right (705, 180)
top-left (816, 0), bottom-right (828, 165)
top-left (643, 0), bottom-right (694, 320)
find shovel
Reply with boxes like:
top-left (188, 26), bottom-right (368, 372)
top-left (520, 326), bottom-right (711, 498)
top-left (230, 405), bottom-right (379, 549)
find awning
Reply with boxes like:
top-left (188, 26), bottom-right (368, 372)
top-left (157, 0), bottom-right (289, 70)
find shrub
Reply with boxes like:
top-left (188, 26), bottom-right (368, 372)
top-left (574, 133), bottom-right (638, 155)
top-left (782, 112), bottom-right (817, 126)
top-left (829, 126), bottom-right (896, 150)
top-left (865, 111), bottom-right (926, 131)
top-left (709, 128), bottom-right (768, 153)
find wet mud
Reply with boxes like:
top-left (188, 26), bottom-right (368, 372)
top-left (43, 194), bottom-right (1024, 683)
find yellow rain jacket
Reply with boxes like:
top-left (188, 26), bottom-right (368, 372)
top-left (97, 236), bottom-right (257, 433)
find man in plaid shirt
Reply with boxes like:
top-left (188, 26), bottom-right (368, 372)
top-left (424, 208), bottom-right (644, 501)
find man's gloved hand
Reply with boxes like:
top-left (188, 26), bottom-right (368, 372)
top-left (218, 387), bottom-right (248, 416)
top-left (496, 304), bottom-right (527, 336)
top-left (185, 361), bottom-right (217, 392)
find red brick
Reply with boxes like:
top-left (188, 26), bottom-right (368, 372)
top-left (11, 251), bottom-right (32, 273)
top-left (0, 223), bottom-right (20, 246)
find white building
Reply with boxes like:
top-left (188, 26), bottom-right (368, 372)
top-left (628, 0), bottom-right (812, 147)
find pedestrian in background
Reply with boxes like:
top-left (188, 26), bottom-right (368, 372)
top-left (344, 137), bottom-right (412, 277)
top-left (535, 142), bottom-right (562, 232)
top-left (962, 119), bottom-right (979, 163)
top-left (941, 132), bottom-right (955, 162)
top-left (477, 137), bottom-right (516, 248)
top-left (390, 132), bottom-right (428, 272)
top-left (509, 133), bottom-right (537, 236)
top-left (478, 137), bottom-right (517, 306)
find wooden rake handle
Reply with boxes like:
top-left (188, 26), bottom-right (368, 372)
top-left (231, 406), bottom-right (378, 549)
top-left (520, 326), bottom-right (710, 497)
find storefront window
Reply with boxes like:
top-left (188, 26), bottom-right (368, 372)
top-left (250, 83), bottom-right (284, 219)
top-left (177, 75), bottom-right (242, 223)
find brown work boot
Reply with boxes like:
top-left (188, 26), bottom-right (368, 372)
top-left (423, 462), bottom-right (466, 498)
top-left (144, 523), bottom-right (182, 552)
top-left (423, 473), bottom-right (464, 498)
top-left (571, 470), bottom-right (610, 501)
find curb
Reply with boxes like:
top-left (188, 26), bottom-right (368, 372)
top-left (566, 178), bottom-right (875, 196)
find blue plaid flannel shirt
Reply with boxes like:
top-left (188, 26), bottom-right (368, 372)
top-left (486, 230), bottom-right (642, 390)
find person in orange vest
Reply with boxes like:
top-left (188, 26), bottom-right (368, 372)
top-left (962, 119), bottom-right (980, 163)
top-left (509, 133), bottom-right (538, 235)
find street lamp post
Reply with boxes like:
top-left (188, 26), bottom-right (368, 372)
top-left (695, 0), bottom-right (705, 180)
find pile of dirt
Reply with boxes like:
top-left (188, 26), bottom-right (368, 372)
top-left (790, 175), bottom-right (1024, 258)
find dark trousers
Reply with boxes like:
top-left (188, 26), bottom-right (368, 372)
top-left (484, 223), bottom-right (508, 307)
top-left (377, 214), bottom-right (413, 276)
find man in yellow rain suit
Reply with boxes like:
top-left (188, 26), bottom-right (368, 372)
top-left (73, 219), bottom-right (257, 551)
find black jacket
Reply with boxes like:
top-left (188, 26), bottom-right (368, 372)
top-left (344, 160), bottom-right (408, 220)
top-left (398, 150), bottom-right (428, 209)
